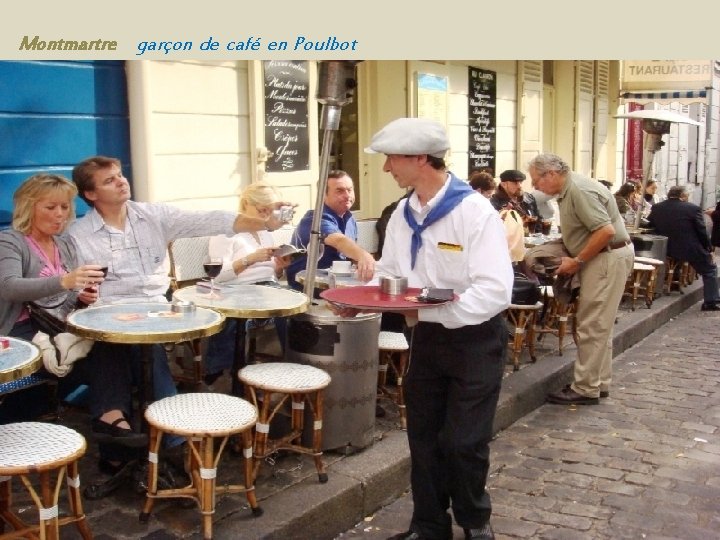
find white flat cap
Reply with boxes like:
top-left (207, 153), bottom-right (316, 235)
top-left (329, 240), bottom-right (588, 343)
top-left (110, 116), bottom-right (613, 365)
top-left (365, 117), bottom-right (450, 158)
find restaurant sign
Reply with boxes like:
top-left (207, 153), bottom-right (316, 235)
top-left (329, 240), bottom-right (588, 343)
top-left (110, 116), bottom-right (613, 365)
top-left (621, 60), bottom-right (712, 91)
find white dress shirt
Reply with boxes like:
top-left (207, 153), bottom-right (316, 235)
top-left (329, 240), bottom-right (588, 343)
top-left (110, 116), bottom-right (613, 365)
top-left (377, 175), bottom-right (513, 329)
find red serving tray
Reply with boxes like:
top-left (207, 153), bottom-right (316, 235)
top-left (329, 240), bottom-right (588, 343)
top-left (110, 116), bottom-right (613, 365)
top-left (320, 286), bottom-right (456, 311)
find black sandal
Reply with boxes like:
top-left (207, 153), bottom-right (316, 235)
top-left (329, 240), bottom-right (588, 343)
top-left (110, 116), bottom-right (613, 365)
top-left (91, 416), bottom-right (148, 448)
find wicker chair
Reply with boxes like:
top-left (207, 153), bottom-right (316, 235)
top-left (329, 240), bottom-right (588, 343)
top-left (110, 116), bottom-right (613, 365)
top-left (624, 262), bottom-right (656, 310)
top-left (140, 393), bottom-right (261, 539)
top-left (377, 331), bottom-right (410, 429)
top-left (0, 422), bottom-right (92, 539)
top-left (167, 236), bottom-right (213, 387)
top-left (534, 287), bottom-right (579, 356)
top-left (505, 301), bottom-right (543, 371)
top-left (238, 362), bottom-right (331, 483)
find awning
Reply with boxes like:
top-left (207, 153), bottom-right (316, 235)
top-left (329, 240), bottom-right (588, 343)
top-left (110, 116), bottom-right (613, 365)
top-left (620, 89), bottom-right (708, 105)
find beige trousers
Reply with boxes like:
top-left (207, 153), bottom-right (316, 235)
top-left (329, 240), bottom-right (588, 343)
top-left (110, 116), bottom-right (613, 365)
top-left (571, 244), bottom-right (634, 397)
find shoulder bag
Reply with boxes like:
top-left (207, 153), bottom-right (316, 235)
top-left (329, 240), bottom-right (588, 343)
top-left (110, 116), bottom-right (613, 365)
top-left (26, 297), bottom-right (68, 337)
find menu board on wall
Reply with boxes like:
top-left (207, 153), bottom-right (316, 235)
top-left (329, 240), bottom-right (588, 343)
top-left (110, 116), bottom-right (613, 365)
top-left (468, 67), bottom-right (497, 173)
top-left (263, 60), bottom-right (310, 173)
top-left (416, 73), bottom-right (448, 124)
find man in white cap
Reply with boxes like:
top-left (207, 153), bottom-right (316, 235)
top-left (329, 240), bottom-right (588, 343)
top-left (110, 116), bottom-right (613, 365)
top-left (365, 117), bottom-right (513, 540)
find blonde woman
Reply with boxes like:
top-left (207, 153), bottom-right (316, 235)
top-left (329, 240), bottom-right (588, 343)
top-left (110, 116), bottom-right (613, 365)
top-left (0, 173), bottom-right (103, 338)
top-left (0, 175), bottom-right (147, 448)
top-left (208, 182), bottom-right (289, 285)
top-left (204, 182), bottom-right (292, 389)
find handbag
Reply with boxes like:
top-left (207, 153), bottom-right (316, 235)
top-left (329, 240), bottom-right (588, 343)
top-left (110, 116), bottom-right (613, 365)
top-left (26, 301), bottom-right (67, 336)
top-left (511, 272), bottom-right (541, 306)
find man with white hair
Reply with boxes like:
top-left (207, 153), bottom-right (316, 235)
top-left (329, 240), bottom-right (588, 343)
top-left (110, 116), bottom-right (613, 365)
top-left (529, 153), bottom-right (634, 406)
top-left (363, 118), bottom-right (513, 540)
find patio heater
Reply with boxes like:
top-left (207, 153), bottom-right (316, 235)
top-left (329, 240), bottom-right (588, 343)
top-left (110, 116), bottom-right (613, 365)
top-left (303, 60), bottom-right (359, 297)
top-left (615, 109), bottom-right (701, 230)
top-left (288, 61), bottom-right (382, 453)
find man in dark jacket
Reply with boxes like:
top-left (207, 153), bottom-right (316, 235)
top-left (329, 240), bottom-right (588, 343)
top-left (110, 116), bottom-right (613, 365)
top-left (705, 201), bottom-right (720, 252)
top-left (490, 169), bottom-right (541, 233)
top-left (648, 185), bottom-right (720, 311)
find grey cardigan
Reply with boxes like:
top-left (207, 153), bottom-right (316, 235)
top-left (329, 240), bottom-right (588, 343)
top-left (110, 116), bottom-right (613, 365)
top-left (0, 229), bottom-right (80, 335)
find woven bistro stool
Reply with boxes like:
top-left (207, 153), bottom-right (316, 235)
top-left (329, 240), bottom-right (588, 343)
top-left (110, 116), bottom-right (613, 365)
top-left (535, 287), bottom-right (578, 356)
top-left (505, 302), bottom-right (543, 371)
top-left (0, 422), bottom-right (91, 540)
top-left (238, 362), bottom-right (331, 483)
top-left (664, 256), bottom-right (688, 294)
top-left (624, 262), bottom-right (656, 310)
top-left (140, 393), bottom-right (261, 539)
top-left (377, 331), bottom-right (410, 429)
top-left (634, 256), bottom-right (664, 307)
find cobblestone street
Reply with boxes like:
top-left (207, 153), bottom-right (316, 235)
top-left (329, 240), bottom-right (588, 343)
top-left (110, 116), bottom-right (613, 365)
top-left (338, 303), bottom-right (720, 539)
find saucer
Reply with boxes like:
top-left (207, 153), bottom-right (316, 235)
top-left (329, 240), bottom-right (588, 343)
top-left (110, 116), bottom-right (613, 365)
top-left (330, 270), bottom-right (355, 277)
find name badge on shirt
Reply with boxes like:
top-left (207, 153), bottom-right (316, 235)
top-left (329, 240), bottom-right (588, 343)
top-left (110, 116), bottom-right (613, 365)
top-left (437, 241), bottom-right (463, 252)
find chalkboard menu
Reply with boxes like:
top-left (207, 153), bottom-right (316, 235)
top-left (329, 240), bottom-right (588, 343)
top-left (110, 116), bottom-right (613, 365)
top-left (263, 60), bottom-right (310, 173)
top-left (468, 67), bottom-right (497, 174)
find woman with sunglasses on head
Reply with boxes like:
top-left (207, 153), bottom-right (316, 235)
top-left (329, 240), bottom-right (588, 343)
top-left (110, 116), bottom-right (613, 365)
top-left (202, 182), bottom-right (292, 391)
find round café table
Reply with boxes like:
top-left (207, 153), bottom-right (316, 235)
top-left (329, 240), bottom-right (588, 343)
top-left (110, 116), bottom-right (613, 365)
top-left (66, 302), bottom-right (225, 409)
top-left (173, 284), bottom-right (310, 394)
top-left (1, 338), bottom-right (44, 407)
top-left (0, 337), bottom-right (41, 385)
top-left (65, 302), bottom-right (225, 500)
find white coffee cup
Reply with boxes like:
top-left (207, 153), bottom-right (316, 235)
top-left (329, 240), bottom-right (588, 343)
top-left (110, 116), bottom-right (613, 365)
top-left (331, 260), bottom-right (352, 273)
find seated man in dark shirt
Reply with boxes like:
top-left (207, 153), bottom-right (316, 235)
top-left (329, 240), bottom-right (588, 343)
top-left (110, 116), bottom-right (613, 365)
top-left (286, 170), bottom-right (375, 290)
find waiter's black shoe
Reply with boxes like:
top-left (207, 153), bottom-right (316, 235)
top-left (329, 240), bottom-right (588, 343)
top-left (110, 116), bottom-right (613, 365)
top-left (464, 522), bottom-right (495, 540)
top-left (599, 390), bottom-right (610, 398)
top-left (701, 302), bottom-right (720, 311)
top-left (546, 385), bottom-right (599, 405)
top-left (386, 531), bottom-right (428, 540)
top-left (92, 417), bottom-right (148, 447)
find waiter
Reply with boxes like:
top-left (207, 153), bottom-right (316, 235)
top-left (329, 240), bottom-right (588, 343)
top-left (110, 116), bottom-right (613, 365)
top-left (364, 117), bottom-right (512, 540)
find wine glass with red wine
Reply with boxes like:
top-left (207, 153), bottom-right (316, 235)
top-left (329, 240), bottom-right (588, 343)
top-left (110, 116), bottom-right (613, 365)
top-left (83, 264), bottom-right (110, 293)
top-left (203, 257), bottom-right (223, 299)
top-left (76, 264), bottom-right (109, 308)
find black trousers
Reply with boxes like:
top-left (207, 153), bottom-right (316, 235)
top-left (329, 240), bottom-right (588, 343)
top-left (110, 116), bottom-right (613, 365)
top-left (405, 315), bottom-right (506, 539)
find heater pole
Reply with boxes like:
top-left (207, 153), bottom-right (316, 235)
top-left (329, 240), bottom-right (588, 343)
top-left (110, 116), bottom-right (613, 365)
top-left (303, 61), bottom-right (358, 298)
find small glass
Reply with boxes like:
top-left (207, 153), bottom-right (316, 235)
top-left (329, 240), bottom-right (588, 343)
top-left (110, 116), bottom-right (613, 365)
top-left (76, 264), bottom-right (109, 308)
top-left (541, 220), bottom-right (552, 236)
top-left (203, 257), bottom-right (223, 299)
top-left (83, 264), bottom-right (109, 292)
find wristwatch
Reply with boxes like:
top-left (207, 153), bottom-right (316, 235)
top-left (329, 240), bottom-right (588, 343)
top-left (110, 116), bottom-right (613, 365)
top-left (574, 256), bottom-right (585, 268)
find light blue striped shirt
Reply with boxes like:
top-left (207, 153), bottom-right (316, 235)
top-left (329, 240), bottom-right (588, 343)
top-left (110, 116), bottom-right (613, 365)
top-left (68, 201), bottom-right (236, 304)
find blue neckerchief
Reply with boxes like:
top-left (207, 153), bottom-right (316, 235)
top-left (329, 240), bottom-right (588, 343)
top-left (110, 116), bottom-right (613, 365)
top-left (403, 173), bottom-right (473, 268)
